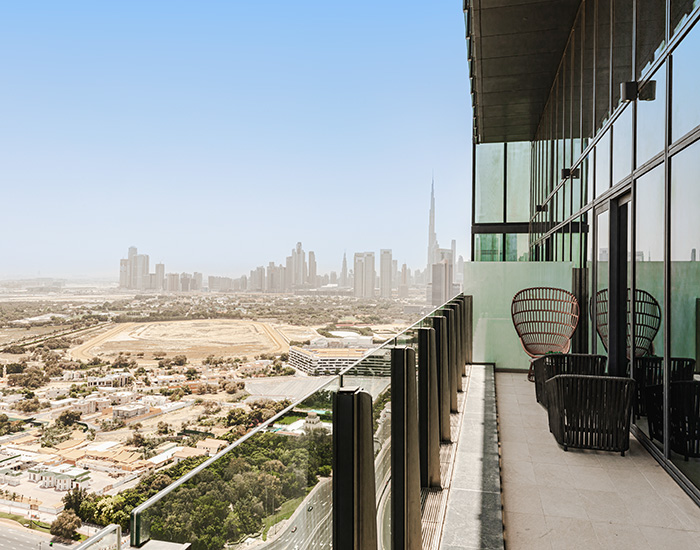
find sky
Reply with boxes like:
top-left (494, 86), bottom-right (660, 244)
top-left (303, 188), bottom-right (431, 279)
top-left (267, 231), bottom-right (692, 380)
top-left (0, 2), bottom-right (472, 280)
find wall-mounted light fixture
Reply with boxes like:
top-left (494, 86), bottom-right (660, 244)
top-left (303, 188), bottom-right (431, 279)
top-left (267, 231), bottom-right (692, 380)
top-left (639, 80), bottom-right (657, 101)
top-left (536, 204), bottom-right (547, 212)
top-left (621, 81), bottom-right (638, 102)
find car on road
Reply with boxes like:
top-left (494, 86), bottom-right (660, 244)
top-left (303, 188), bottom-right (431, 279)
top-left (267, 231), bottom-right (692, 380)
top-left (307, 505), bottom-right (314, 512)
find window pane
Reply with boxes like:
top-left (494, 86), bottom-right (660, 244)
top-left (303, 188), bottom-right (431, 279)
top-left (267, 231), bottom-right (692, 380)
top-left (505, 234), bottom-right (529, 261)
top-left (636, 0), bottom-right (666, 79)
top-left (506, 142), bottom-right (532, 222)
top-left (612, 0), bottom-right (633, 107)
top-left (474, 234), bottom-right (503, 261)
top-left (671, 0), bottom-right (700, 36)
top-left (612, 106), bottom-right (633, 184)
top-left (636, 64), bottom-right (666, 166)
top-left (573, 14), bottom-right (583, 161)
top-left (583, 0), bottom-right (595, 146)
top-left (669, 139), bottom-right (700, 487)
top-left (596, 0), bottom-right (612, 131)
top-left (672, 21), bottom-right (700, 142)
top-left (475, 143), bottom-right (504, 222)
top-left (595, 130), bottom-right (611, 196)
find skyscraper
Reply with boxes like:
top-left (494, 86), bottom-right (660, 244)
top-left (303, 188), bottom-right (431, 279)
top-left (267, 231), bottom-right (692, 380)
top-left (292, 242), bottom-right (306, 287)
top-left (155, 263), bottom-right (165, 291)
top-left (308, 251), bottom-right (317, 289)
top-left (380, 249), bottom-right (392, 298)
top-left (340, 252), bottom-right (348, 287)
top-left (353, 253), bottom-right (365, 297)
top-left (427, 179), bottom-right (439, 277)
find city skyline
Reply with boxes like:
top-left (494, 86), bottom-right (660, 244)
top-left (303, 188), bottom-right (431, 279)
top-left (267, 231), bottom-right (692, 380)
top-left (0, 2), bottom-right (471, 280)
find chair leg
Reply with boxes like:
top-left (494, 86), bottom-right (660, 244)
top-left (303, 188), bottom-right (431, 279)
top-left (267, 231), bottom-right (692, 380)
top-left (527, 362), bottom-right (535, 382)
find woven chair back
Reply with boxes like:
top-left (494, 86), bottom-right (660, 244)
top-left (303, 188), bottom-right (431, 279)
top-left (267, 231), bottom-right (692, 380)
top-left (511, 287), bottom-right (580, 358)
top-left (593, 288), bottom-right (661, 358)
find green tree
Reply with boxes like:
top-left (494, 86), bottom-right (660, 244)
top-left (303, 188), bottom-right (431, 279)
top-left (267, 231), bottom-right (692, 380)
top-left (50, 510), bottom-right (82, 539)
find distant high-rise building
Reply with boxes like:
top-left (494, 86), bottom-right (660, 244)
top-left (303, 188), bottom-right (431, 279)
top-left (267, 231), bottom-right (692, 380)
top-left (192, 272), bottom-right (202, 291)
top-left (399, 263), bottom-right (409, 298)
top-left (340, 252), bottom-right (348, 287)
top-left (380, 249), bottom-right (392, 298)
top-left (134, 254), bottom-right (149, 290)
top-left (155, 263), bottom-right (165, 291)
top-left (353, 252), bottom-right (375, 298)
top-left (285, 255), bottom-right (294, 291)
top-left (119, 259), bottom-right (129, 288)
top-left (308, 251), bottom-right (317, 289)
top-left (166, 273), bottom-right (180, 292)
top-left (353, 253), bottom-right (365, 297)
top-left (180, 273), bottom-right (192, 292)
top-left (427, 180), bottom-right (439, 279)
top-left (292, 242), bottom-right (306, 287)
top-left (391, 259), bottom-right (398, 290)
top-left (431, 260), bottom-right (453, 306)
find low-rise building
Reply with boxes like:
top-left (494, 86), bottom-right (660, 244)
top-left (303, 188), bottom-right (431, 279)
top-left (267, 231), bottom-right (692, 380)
top-left (88, 373), bottom-right (132, 388)
top-left (27, 465), bottom-right (90, 491)
top-left (195, 438), bottom-right (227, 456)
top-left (288, 346), bottom-right (368, 375)
top-left (112, 403), bottom-right (149, 421)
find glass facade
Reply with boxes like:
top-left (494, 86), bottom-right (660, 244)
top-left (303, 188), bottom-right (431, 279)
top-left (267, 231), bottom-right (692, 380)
top-left (471, 0), bottom-right (700, 503)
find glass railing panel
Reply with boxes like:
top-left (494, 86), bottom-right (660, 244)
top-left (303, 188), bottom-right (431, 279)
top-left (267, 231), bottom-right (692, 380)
top-left (73, 524), bottom-right (121, 550)
top-left (131, 378), bottom-right (338, 550)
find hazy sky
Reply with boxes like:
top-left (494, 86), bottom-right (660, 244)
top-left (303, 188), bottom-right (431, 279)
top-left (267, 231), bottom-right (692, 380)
top-left (0, 2), bottom-right (472, 280)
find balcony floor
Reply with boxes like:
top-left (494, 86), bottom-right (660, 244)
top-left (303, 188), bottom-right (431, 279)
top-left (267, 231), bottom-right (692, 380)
top-left (497, 372), bottom-right (700, 550)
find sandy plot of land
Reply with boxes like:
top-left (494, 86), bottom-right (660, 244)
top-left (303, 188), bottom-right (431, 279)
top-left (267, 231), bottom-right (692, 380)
top-left (0, 325), bottom-right (67, 346)
top-left (70, 320), bottom-right (288, 362)
top-left (275, 325), bottom-right (319, 343)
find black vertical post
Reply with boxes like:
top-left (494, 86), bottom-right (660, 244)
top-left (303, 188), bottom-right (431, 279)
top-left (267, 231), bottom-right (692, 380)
top-left (609, 202), bottom-right (628, 376)
top-left (443, 307), bottom-right (459, 412)
top-left (447, 301), bottom-right (464, 391)
top-left (418, 328), bottom-right (441, 489)
top-left (333, 388), bottom-right (378, 550)
top-left (432, 315), bottom-right (451, 442)
top-left (391, 347), bottom-right (422, 550)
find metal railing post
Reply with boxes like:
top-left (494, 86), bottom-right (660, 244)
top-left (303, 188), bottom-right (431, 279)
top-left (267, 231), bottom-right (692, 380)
top-left (391, 347), bottom-right (422, 550)
top-left (333, 387), bottom-right (378, 550)
top-left (418, 328), bottom-right (441, 489)
top-left (432, 315), bottom-right (451, 442)
top-left (442, 307), bottom-right (459, 412)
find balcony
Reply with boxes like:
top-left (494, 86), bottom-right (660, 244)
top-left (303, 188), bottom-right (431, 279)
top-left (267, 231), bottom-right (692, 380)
top-left (75, 263), bottom-right (700, 549)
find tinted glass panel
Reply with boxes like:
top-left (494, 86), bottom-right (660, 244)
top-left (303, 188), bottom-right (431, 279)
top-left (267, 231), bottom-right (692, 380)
top-left (475, 234), bottom-right (503, 261)
top-left (612, 107), bottom-right (633, 184)
top-left (596, 0), bottom-right (612, 130)
top-left (634, 165), bottom-right (665, 444)
top-left (671, 0), bottom-right (700, 36)
top-left (672, 21), bottom-right (700, 141)
top-left (612, 0), bottom-right (634, 107)
top-left (595, 130), bottom-right (611, 196)
top-left (475, 143), bottom-right (504, 222)
top-left (636, 0), bottom-right (666, 78)
top-left (670, 140), bottom-right (700, 488)
top-left (636, 65), bottom-right (666, 166)
top-left (507, 142), bottom-right (532, 222)
top-left (583, 0), bottom-right (595, 145)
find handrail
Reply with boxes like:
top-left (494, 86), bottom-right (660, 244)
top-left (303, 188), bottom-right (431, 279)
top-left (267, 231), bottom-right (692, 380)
top-left (74, 524), bottom-right (121, 550)
top-left (129, 293), bottom-right (463, 545)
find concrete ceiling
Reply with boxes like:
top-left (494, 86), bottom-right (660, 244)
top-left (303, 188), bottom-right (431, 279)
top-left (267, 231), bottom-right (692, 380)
top-left (469, 0), bottom-right (582, 143)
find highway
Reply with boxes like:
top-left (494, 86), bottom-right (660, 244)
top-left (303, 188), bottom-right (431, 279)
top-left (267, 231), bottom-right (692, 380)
top-left (0, 521), bottom-right (71, 550)
top-left (249, 478), bottom-right (332, 550)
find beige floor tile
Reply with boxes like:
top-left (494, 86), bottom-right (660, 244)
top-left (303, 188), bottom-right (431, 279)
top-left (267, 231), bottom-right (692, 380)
top-left (577, 488), bottom-right (634, 524)
top-left (502, 482), bottom-right (543, 514)
top-left (544, 516), bottom-right (602, 550)
top-left (560, 449), bottom-right (602, 467)
top-left (527, 442), bottom-right (565, 465)
top-left (501, 459), bottom-right (537, 485)
top-left (568, 465), bottom-right (614, 492)
top-left (501, 441), bottom-right (532, 462)
top-left (623, 494), bottom-right (686, 530)
top-left (592, 521), bottom-right (652, 550)
top-left (498, 424), bottom-right (528, 443)
top-left (662, 493), bottom-right (700, 532)
top-left (532, 462), bottom-right (572, 489)
top-left (502, 510), bottom-right (552, 550)
top-left (538, 486), bottom-right (587, 519)
top-left (639, 525), bottom-right (700, 549)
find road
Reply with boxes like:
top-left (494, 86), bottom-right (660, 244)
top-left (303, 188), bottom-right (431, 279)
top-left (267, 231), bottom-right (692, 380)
top-left (247, 478), bottom-right (333, 550)
top-left (0, 520), bottom-right (72, 550)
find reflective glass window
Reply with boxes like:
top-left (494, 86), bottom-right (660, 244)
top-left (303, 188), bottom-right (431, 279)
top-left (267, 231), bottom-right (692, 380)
top-left (595, 130), bottom-right (611, 196)
top-left (636, 0), bottom-right (666, 79)
top-left (596, 0), bottom-right (612, 131)
top-left (506, 142), bottom-right (532, 222)
top-left (670, 140), bottom-right (700, 486)
top-left (583, 0), bottom-right (595, 145)
top-left (475, 143), bottom-right (504, 222)
top-left (636, 64), bottom-right (666, 166)
top-left (505, 234), bottom-right (529, 261)
top-left (573, 15), bottom-right (583, 161)
top-left (612, 0), bottom-right (633, 107)
top-left (672, 21), bottom-right (700, 142)
top-left (474, 234), bottom-right (503, 261)
top-left (612, 106), bottom-right (633, 184)
top-left (671, 0), bottom-right (700, 36)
